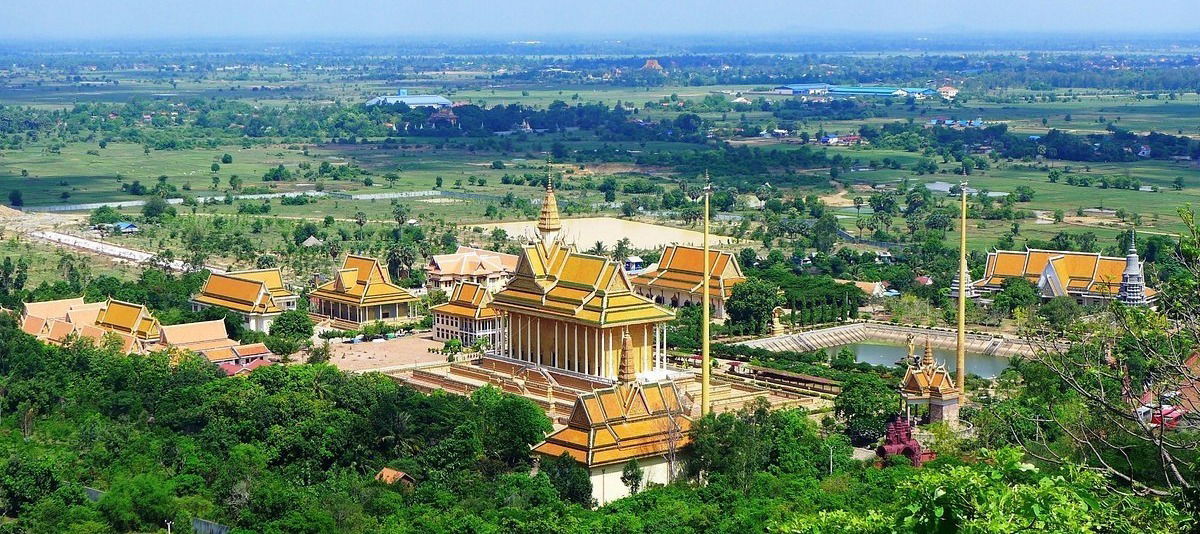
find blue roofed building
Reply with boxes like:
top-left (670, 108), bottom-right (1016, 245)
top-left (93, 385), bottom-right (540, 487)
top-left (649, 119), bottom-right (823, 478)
top-left (773, 83), bottom-right (830, 96)
top-left (366, 89), bottom-right (452, 108)
top-left (828, 85), bottom-right (908, 97)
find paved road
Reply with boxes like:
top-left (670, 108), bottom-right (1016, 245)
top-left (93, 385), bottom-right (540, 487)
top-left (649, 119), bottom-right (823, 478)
top-left (30, 230), bottom-right (225, 274)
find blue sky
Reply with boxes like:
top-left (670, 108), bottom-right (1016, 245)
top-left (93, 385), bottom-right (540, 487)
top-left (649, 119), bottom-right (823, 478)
top-left (3, 0), bottom-right (1197, 39)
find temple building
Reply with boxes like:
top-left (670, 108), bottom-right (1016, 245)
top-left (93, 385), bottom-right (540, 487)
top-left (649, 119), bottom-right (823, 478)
top-left (309, 255), bottom-right (419, 328)
top-left (430, 281), bottom-right (500, 348)
top-left (532, 330), bottom-right (692, 505)
top-left (94, 299), bottom-right (161, 344)
top-left (425, 246), bottom-right (518, 294)
top-left (631, 245), bottom-right (746, 319)
top-left (191, 268), bottom-right (299, 332)
top-left (899, 337), bottom-right (960, 425)
top-left (973, 247), bottom-right (1156, 306)
top-left (490, 182), bottom-right (675, 381)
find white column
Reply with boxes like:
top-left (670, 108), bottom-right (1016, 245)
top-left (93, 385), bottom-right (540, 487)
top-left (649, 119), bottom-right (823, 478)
top-left (553, 322), bottom-right (559, 368)
top-left (573, 324), bottom-right (579, 372)
top-left (536, 318), bottom-right (542, 366)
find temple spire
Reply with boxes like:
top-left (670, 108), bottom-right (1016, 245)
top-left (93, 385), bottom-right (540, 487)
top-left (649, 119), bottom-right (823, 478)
top-left (1119, 229), bottom-right (1147, 305)
top-left (922, 336), bottom-right (935, 367)
top-left (537, 175), bottom-right (561, 244)
top-left (617, 328), bottom-right (636, 383)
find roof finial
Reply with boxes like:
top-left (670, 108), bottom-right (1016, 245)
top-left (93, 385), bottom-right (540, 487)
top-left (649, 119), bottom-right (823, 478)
top-left (617, 327), bottom-right (636, 383)
top-left (537, 169), bottom-right (561, 242)
top-left (922, 336), bottom-right (934, 367)
top-left (1128, 229), bottom-right (1137, 254)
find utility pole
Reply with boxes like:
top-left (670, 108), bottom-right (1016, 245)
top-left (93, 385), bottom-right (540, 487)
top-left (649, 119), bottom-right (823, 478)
top-left (956, 180), bottom-right (968, 391)
top-left (701, 174), bottom-right (713, 416)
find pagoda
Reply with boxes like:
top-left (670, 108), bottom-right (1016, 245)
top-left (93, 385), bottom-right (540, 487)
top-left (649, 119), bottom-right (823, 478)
top-left (899, 337), bottom-right (960, 425)
top-left (1118, 230), bottom-right (1148, 306)
top-left (490, 181), bottom-right (674, 381)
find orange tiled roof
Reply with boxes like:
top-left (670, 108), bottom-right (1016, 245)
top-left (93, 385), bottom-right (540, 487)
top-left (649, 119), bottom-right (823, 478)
top-left (200, 342), bottom-right (274, 363)
top-left (375, 467), bottom-right (415, 485)
top-left (426, 246), bottom-right (518, 278)
top-left (492, 241), bottom-right (673, 327)
top-left (632, 245), bottom-right (745, 299)
top-left (901, 341), bottom-right (959, 401)
top-left (533, 381), bottom-right (692, 467)
top-left (974, 248), bottom-right (1154, 298)
top-left (159, 320), bottom-right (238, 352)
top-left (430, 281), bottom-right (498, 319)
top-left (22, 297), bottom-right (86, 320)
top-left (311, 255), bottom-right (417, 306)
top-left (193, 271), bottom-right (287, 315)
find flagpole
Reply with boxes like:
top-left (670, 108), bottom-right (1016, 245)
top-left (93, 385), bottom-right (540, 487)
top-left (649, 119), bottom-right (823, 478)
top-left (956, 180), bottom-right (968, 391)
top-left (701, 175), bottom-right (712, 416)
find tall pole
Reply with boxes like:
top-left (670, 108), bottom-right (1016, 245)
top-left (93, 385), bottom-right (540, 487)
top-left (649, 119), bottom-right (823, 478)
top-left (956, 181), bottom-right (968, 391)
top-left (701, 178), bottom-right (712, 416)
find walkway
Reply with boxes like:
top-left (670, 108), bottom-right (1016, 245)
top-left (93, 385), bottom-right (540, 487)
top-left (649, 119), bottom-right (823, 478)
top-left (29, 230), bottom-right (225, 274)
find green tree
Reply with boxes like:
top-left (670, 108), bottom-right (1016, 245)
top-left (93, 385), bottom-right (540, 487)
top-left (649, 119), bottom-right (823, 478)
top-left (1039, 295), bottom-right (1082, 330)
top-left (7, 190), bottom-right (22, 207)
top-left (834, 374), bottom-right (898, 444)
top-left (621, 459), bottom-right (644, 495)
top-left (544, 453), bottom-right (592, 507)
top-left (993, 277), bottom-right (1039, 313)
top-left (269, 310), bottom-right (314, 339)
top-left (141, 196), bottom-right (175, 221)
top-left (726, 278), bottom-right (783, 334)
top-left (221, 153), bottom-right (233, 164)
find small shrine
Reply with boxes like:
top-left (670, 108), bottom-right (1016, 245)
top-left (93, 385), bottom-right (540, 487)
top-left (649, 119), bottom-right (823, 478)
top-left (876, 416), bottom-right (935, 467)
top-left (899, 337), bottom-right (960, 426)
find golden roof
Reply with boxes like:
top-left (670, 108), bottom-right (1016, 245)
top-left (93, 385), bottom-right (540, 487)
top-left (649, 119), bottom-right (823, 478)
top-left (311, 255), bottom-right (418, 306)
top-left (901, 340), bottom-right (959, 401)
top-left (632, 245), bottom-right (746, 299)
top-left (95, 299), bottom-right (160, 340)
top-left (974, 248), bottom-right (1153, 297)
top-left (430, 281), bottom-right (498, 320)
top-left (427, 246), bottom-right (518, 278)
top-left (537, 181), bottom-right (562, 234)
top-left (532, 380), bottom-right (692, 467)
top-left (193, 271), bottom-right (285, 315)
top-left (492, 241), bottom-right (674, 327)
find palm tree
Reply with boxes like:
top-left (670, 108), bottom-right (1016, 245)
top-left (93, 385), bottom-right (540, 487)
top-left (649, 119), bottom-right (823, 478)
top-left (354, 211), bottom-right (368, 240)
top-left (856, 217), bottom-right (867, 239)
top-left (587, 241), bottom-right (607, 256)
top-left (392, 203), bottom-right (410, 228)
top-left (853, 196), bottom-right (864, 216)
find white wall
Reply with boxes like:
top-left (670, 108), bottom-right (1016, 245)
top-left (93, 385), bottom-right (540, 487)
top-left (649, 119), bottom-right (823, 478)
top-left (589, 455), bottom-right (676, 505)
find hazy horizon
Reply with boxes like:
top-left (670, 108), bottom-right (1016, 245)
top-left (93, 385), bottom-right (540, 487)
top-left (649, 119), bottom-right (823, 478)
top-left (5, 0), bottom-right (1199, 40)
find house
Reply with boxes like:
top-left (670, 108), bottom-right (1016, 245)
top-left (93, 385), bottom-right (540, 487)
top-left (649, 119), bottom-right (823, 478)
top-left (114, 221), bottom-right (139, 234)
top-left (300, 235), bottom-right (324, 248)
top-left (631, 245), bottom-right (746, 320)
top-left (835, 279), bottom-right (886, 298)
top-left (772, 83), bottom-right (831, 96)
top-left (532, 331), bottom-right (691, 505)
top-left (375, 468), bottom-right (416, 487)
top-left (937, 86), bottom-right (960, 99)
top-left (19, 297), bottom-right (139, 352)
top-left (430, 282), bottom-right (500, 349)
top-left (217, 355), bottom-right (273, 376)
top-left (191, 269), bottom-right (299, 332)
top-left (309, 255), bottom-right (419, 328)
top-left (425, 246), bottom-right (519, 294)
top-left (973, 242), bottom-right (1155, 306)
top-left (641, 59), bottom-right (664, 71)
top-left (623, 256), bottom-right (645, 273)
